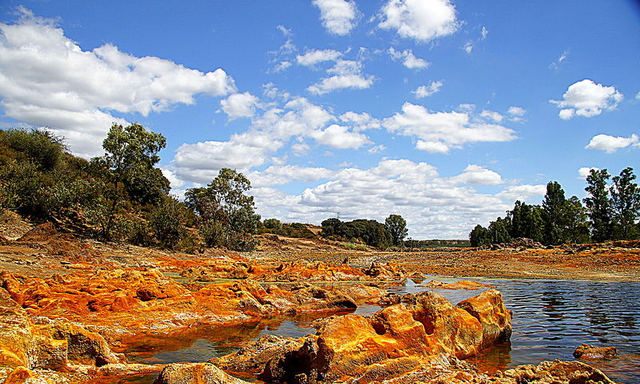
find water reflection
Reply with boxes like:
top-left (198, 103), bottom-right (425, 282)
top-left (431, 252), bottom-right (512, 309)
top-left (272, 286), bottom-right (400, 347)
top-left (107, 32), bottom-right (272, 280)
top-left (118, 278), bottom-right (639, 384)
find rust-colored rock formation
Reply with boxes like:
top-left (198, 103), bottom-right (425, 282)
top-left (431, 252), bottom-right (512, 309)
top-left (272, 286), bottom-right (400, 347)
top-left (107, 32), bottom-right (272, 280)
top-left (574, 343), bottom-right (618, 360)
top-left (260, 289), bottom-right (512, 384)
top-left (154, 363), bottom-right (246, 384)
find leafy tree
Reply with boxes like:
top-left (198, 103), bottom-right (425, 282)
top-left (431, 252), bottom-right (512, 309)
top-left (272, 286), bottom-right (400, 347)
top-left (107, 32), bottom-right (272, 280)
top-left (584, 169), bottom-right (613, 242)
top-left (610, 167), bottom-right (640, 240)
top-left (542, 181), bottom-right (566, 245)
top-left (321, 218), bottom-right (343, 237)
top-left (263, 218), bottom-right (283, 231)
top-left (561, 196), bottom-right (591, 244)
top-left (95, 123), bottom-right (169, 205)
top-left (185, 168), bottom-right (260, 251)
top-left (488, 217), bottom-right (512, 244)
top-left (469, 224), bottom-right (491, 247)
top-left (385, 214), bottom-right (408, 246)
top-left (90, 123), bottom-right (168, 240)
top-left (149, 198), bottom-right (187, 249)
top-left (509, 201), bottom-right (544, 242)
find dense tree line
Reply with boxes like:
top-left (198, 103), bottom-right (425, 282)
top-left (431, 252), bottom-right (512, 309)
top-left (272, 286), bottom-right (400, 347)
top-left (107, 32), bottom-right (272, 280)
top-left (320, 214), bottom-right (408, 249)
top-left (470, 168), bottom-right (640, 247)
top-left (0, 125), bottom-right (260, 252)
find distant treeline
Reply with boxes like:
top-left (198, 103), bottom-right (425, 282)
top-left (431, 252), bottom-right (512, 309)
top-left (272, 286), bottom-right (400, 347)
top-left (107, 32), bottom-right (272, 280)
top-left (470, 168), bottom-right (640, 247)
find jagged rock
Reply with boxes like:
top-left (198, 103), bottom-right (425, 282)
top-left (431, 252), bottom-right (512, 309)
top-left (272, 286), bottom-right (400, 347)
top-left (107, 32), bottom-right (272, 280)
top-left (503, 360), bottom-right (616, 383)
top-left (210, 334), bottom-right (304, 373)
top-left (260, 290), bottom-right (510, 384)
top-left (573, 343), bottom-right (618, 360)
top-left (456, 289), bottom-right (512, 348)
top-left (154, 363), bottom-right (247, 384)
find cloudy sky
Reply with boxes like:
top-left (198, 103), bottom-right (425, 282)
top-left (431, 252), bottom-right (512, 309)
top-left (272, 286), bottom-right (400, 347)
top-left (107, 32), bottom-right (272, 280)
top-left (1, 1), bottom-right (639, 239)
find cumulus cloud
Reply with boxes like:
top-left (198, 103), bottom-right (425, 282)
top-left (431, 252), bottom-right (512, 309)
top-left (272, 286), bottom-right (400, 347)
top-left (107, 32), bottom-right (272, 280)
top-left (383, 103), bottom-right (517, 153)
top-left (297, 49), bottom-right (343, 67)
top-left (497, 185), bottom-right (547, 202)
top-left (310, 124), bottom-right (371, 149)
top-left (585, 133), bottom-right (639, 153)
top-left (451, 165), bottom-right (504, 186)
top-left (248, 165), bottom-right (333, 187)
top-left (0, 10), bottom-right (236, 158)
top-left (252, 159), bottom-right (518, 238)
top-left (507, 106), bottom-right (526, 117)
top-left (313, 0), bottom-right (359, 35)
top-left (480, 110), bottom-right (504, 123)
top-left (388, 47), bottom-right (429, 69)
top-left (578, 167), bottom-right (599, 179)
top-left (551, 79), bottom-right (623, 119)
top-left (413, 81), bottom-right (442, 98)
top-left (378, 0), bottom-right (458, 42)
top-left (220, 92), bottom-right (260, 119)
top-left (307, 60), bottom-right (374, 94)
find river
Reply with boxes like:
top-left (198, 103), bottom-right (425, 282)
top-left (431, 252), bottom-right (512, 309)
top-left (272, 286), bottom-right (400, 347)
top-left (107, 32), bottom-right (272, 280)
top-left (122, 277), bottom-right (640, 383)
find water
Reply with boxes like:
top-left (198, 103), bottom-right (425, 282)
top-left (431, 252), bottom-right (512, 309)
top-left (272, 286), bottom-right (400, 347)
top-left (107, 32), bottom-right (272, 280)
top-left (118, 278), bottom-right (640, 383)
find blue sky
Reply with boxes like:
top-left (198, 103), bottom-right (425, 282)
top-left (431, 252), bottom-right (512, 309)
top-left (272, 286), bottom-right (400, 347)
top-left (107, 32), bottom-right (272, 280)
top-left (1, 0), bottom-right (639, 239)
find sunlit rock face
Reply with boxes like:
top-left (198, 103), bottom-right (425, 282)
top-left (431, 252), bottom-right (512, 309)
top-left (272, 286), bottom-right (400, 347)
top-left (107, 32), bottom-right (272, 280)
top-left (260, 289), bottom-right (513, 384)
top-left (154, 363), bottom-right (247, 384)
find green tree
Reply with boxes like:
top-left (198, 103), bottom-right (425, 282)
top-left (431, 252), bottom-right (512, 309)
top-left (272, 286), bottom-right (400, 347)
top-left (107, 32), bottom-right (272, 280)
top-left (385, 214), bottom-right (408, 246)
top-left (469, 224), bottom-right (491, 247)
top-left (542, 181), bottom-right (566, 245)
top-left (610, 167), bottom-right (640, 240)
top-left (149, 198), bottom-right (187, 249)
top-left (185, 168), bottom-right (261, 251)
top-left (488, 217), bottom-right (512, 244)
top-left (561, 196), bottom-right (591, 244)
top-left (509, 201), bottom-right (544, 242)
top-left (91, 123), bottom-right (168, 240)
top-left (584, 169), bottom-right (613, 242)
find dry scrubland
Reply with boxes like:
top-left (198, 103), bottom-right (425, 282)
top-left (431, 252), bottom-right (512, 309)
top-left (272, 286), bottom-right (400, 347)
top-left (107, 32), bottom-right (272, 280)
top-left (0, 212), bottom-right (637, 383)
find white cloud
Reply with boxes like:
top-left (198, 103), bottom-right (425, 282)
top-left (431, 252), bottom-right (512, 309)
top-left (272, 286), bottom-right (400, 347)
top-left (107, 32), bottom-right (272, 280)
top-left (497, 185), bottom-right (547, 202)
top-left (310, 124), bottom-right (371, 149)
top-left (480, 110), bottom-right (504, 123)
top-left (585, 133), bottom-right (639, 153)
top-left (636, 91), bottom-right (640, 100)
top-left (462, 40), bottom-right (473, 54)
top-left (248, 165), bottom-right (333, 187)
top-left (378, 0), bottom-right (458, 42)
top-left (368, 144), bottom-right (386, 154)
top-left (383, 103), bottom-right (517, 153)
top-left (551, 79), bottom-right (623, 119)
top-left (413, 81), bottom-right (443, 98)
top-left (481, 26), bottom-right (488, 40)
top-left (388, 47), bottom-right (429, 69)
top-left (220, 92), bottom-right (260, 119)
top-left (507, 106), bottom-right (526, 117)
top-left (313, 0), bottom-right (359, 35)
top-left (0, 10), bottom-right (236, 158)
top-left (452, 165), bottom-right (504, 186)
top-left (271, 61), bottom-right (292, 73)
top-left (578, 167), bottom-right (599, 179)
top-left (339, 111), bottom-right (381, 131)
top-left (252, 159), bottom-right (520, 239)
top-left (296, 49), bottom-right (343, 67)
top-left (549, 49), bottom-right (570, 70)
top-left (307, 60), bottom-right (374, 94)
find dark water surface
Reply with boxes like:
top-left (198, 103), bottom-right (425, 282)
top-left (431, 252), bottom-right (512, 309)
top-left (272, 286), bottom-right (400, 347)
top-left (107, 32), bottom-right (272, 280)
top-left (120, 278), bottom-right (640, 384)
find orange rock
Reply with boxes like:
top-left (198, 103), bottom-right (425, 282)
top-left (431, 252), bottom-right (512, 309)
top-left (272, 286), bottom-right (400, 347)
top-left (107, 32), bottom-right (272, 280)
top-left (456, 289), bottom-right (512, 348)
top-left (154, 362), bottom-right (247, 384)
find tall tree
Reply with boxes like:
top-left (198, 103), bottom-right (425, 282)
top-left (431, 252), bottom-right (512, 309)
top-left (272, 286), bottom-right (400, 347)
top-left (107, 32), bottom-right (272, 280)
top-left (469, 224), bottom-right (490, 247)
top-left (509, 201), bottom-right (544, 242)
top-left (542, 181), bottom-right (566, 245)
top-left (488, 217), bottom-right (512, 244)
top-left (561, 196), bottom-right (591, 244)
top-left (584, 169), bottom-right (613, 242)
top-left (91, 123), bottom-right (168, 239)
top-left (185, 168), bottom-right (261, 251)
top-left (610, 167), bottom-right (640, 240)
top-left (385, 214), bottom-right (408, 246)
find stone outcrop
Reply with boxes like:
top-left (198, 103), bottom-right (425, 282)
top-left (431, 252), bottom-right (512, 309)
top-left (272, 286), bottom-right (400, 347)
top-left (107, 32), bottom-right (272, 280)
top-left (260, 290), bottom-right (512, 384)
top-left (154, 363), bottom-right (247, 384)
top-left (573, 343), bottom-right (618, 360)
top-left (210, 334), bottom-right (304, 374)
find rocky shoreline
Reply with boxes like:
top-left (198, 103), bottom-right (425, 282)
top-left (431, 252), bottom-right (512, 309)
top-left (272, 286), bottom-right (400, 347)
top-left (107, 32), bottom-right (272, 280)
top-left (1, 224), bottom-right (636, 383)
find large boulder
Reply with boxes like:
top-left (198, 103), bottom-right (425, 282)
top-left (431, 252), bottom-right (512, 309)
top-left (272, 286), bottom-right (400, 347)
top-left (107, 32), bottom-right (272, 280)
top-left (456, 289), bottom-right (512, 348)
top-left (210, 334), bottom-right (304, 373)
top-left (573, 343), bottom-right (618, 360)
top-left (154, 363), bottom-right (247, 384)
